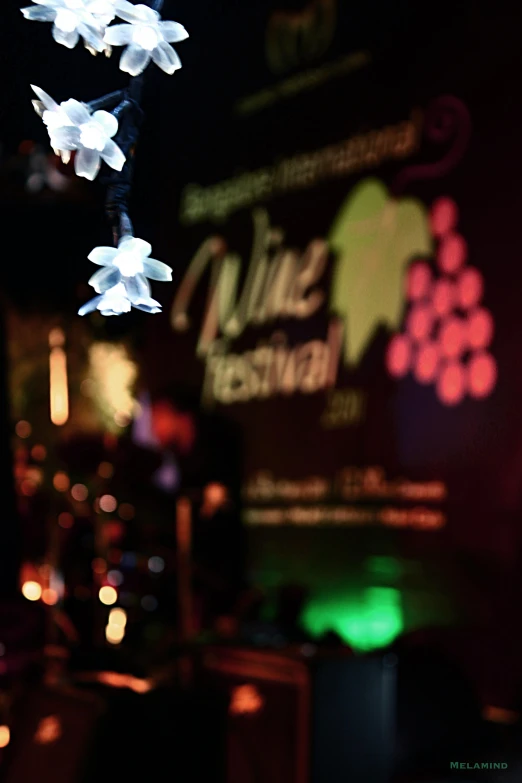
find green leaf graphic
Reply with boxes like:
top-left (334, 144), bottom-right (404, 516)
top-left (329, 178), bottom-right (433, 366)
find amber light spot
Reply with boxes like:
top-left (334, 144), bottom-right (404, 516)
top-left (230, 685), bottom-right (265, 716)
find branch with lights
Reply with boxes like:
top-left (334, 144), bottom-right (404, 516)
top-left (22, 0), bottom-right (188, 316)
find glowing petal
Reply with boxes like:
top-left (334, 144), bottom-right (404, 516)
top-left (160, 21), bottom-right (188, 42)
top-left (151, 41), bottom-right (181, 74)
top-left (21, 6), bottom-right (56, 21)
top-left (50, 126), bottom-right (81, 150)
top-left (120, 43), bottom-right (151, 75)
top-left (88, 246), bottom-right (119, 265)
top-left (61, 98), bottom-right (91, 126)
top-left (125, 273), bottom-right (151, 303)
top-left (89, 266), bottom-right (121, 293)
top-left (119, 237), bottom-right (151, 258)
top-left (75, 148), bottom-right (101, 180)
top-left (52, 25), bottom-right (80, 48)
top-left (100, 139), bottom-right (126, 171)
top-left (104, 22), bottom-right (133, 45)
top-left (142, 258), bottom-right (172, 281)
top-left (31, 85), bottom-right (59, 111)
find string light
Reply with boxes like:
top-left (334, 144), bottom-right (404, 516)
top-left (99, 585), bottom-right (117, 605)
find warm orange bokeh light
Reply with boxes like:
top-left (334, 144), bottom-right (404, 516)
top-left (71, 484), bottom-right (89, 502)
top-left (118, 503), bottom-right (135, 520)
top-left (98, 462), bottom-right (114, 479)
top-left (15, 421), bottom-right (31, 439)
top-left (42, 588), bottom-right (58, 606)
top-left (99, 586), bottom-right (117, 605)
top-left (22, 581), bottom-right (42, 602)
top-left (0, 726), bottom-right (10, 749)
top-left (92, 558), bottom-right (107, 575)
top-left (53, 472), bottom-right (70, 492)
top-left (58, 512), bottom-right (74, 529)
top-left (100, 495), bottom-right (117, 513)
top-left (230, 685), bottom-right (264, 716)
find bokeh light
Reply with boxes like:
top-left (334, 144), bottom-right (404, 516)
top-left (100, 495), bottom-right (118, 513)
top-left (97, 462), bottom-right (114, 479)
top-left (440, 316), bottom-right (467, 359)
top-left (58, 512), bottom-right (74, 529)
top-left (42, 588), bottom-right (58, 606)
top-left (107, 570), bottom-right (123, 587)
top-left (31, 445), bottom-right (47, 461)
top-left (386, 334), bottom-right (411, 378)
top-left (406, 304), bottom-right (434, 343)
top-left (15, 421), bottom-right (31, 439)
top-left (437, 232), bottom-right (467, 274)
top-left (437, 361), bottom-right (466, 406)
top-left (430, 197), bottom-right (458, 237)
top-left (106, 624), bottom-right (125, 644)
top-left (99, 586), bottom-right (117, 606)
top-left (457, 267), bottom-right (484, 310)
top-left (92, 558), bottom-right (107, 575)
top-left (109, 608), bottom-right (127, 627)
top-left (22, 581), bottom-right (42, 602)
top-left (468, 352), bottom-right (497, 399)
top-left (467, 308), bottom-right (494, 350)
top-left (71, 484), bottom-right (88, 502)
top-left (148, 556), bottom-right (165, 574)
top-left (432, 278), bottom-right (455, 317)
top-left (53, 472), bottom-right (70, 492)
top-left (118, 503), bottom-right (135, 520)
top-left (0, 726), bottom-right (10, 749)
top-left (406, 261), bottom-right (432, 301)
top-left (414, 342), bottom-right (440, 384)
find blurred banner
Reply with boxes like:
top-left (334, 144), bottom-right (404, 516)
top-left (138, 0), bottom-right (522, 645)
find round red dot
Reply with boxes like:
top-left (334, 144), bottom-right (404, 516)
top-left (440, 316), bottom-right (467, 359)
top-left (467, 308), bottom-right (494, 350)
top-left (438, 232), bottom-right (467, 274)
top-left (437, 362), bottom-right (466, 406)
top-left (406, 261), bottom-right (432, 301)
top-left (414, 342), bottom-right (440, 384)
top-left (430, 197), bottom-right (458, 238)
top-left (457, 267), bottom-right (484, 310)
top-left (432, 278), bottom-right (455, 318)
top-left (407, 304), bottom-right (434, 343)
top-left (386, 334), bottom-right (412, 378)
top-left (468, 352), bottom-right (497, 399)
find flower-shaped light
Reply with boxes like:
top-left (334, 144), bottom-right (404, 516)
top-left (79, 236), bottom-right (171, 316)
top-left (32, 86), bottom-right (125, 180)
top-left (104, 1), bottom-right (188, 76)
top-left (21, 0), bottom-right (115, 52)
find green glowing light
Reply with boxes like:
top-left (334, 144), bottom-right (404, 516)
top-left (301, 586), bottom-right (403, 651)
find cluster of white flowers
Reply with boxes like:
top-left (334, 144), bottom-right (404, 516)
top-left (22, 1), bottom-right (185, 316)
top-left (79, 236), bottom-right (172, 316)
top-left (32, 85), bottom-right (125, 179)
top-left (22, 0), bottom-right (188, 76)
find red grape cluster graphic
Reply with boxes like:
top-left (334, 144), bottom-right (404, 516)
top-left (386, 197), bottom-right (497, 406)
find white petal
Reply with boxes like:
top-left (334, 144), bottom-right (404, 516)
top-left (118, 237), bottom-right (151, 258)
top-left (50, 126), bottom-right (81, 150)
top-left (113, 0), bottom-right (153, 22)
top-left (151, 41), bottom-right (181, 75)
top-left (32, 0), bottom-right (61, 5)
top-left (120, 43), bottom-right (151, 75)
top-left (93, 110), bottom-right (118, 138)
top-left (142, 258), bottom-right (172, 282)
top-left (100, 139), bottom-right (125, 171)
top-left (21, 6), bottom-right (56, 21)
top-left (103, 23), bottom-right (133, 45)
top-left (78, 23), bottom-right (105, 51)
top-left (124, 273), bottom-right (151, 303)
top-left (160, 21), bottom-right (189, 43)
top-left (75, 148), bottom-right (101, 180)
top-left (89, 266), bottom-right (121, 293)
top-left (88, 246), bottom-right (119, 265)
top-left (61, 99), bottom-right (91, 126)
top-left (79, 295), bottom-right (103, 316)
top-left (52, 24), bottom-right (80, 48)
top-left (133, 299), bottom-right (162, 314)
top-left (31, 85), bottom-right (58, 111)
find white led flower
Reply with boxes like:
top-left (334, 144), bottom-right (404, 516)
top-left (21, 0), bottom-right (114, 52)
top-left (78, 236), bottom-right (171, 316)
top-left (32, 86), bottom-right (125, 180)
top-left (104, 1), bottom-right (188, 76)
